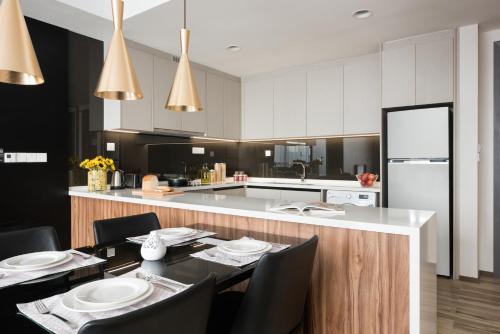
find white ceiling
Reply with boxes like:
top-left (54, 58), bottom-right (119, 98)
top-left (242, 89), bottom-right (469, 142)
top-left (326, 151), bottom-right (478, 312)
top-left (18, 0), bottom-right (500, 78)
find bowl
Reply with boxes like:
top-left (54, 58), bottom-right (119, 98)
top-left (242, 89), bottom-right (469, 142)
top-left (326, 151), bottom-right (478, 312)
top-left (356, 173), bottom-right (378, 187)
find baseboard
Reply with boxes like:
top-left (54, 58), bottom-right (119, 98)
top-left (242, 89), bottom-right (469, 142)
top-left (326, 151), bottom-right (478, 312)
top-left (459, 275), bottom-right (479, 282)
top-left (479, 270), bottom-right (495, 277)
top-left (459, 271), bottom-right (496, 282)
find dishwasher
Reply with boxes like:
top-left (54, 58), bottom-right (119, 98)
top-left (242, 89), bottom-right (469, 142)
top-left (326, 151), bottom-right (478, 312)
top-left (325, 190), bottom-right (378, 207)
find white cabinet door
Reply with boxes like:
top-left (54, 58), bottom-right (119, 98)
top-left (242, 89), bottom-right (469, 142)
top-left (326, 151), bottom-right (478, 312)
top-left (206, 73), bottom-right (224, 138)
top-left (382, 45), bottom-right (416, 108)
top-left (242, 78), bottom-right (274, 139)
top-left (224, 79), bottom-right (241, 139)
top-left (121, 48), bottom-right (154, 131)
top-left (280, 189), bottom-right (322, 202)
top-left (274, 71), bottom-right (307, 137)
top-left (153, 56), bottom-right (182, 131)
top-left (344, 54), bottom-right (381, 134)
top-left (416, 38), bottom-right (454, 104)
top-left (182, 67), bottom-right (207, 133)
top-left (306, 65), bottom-right (343, 136)
top-left (245, 188), bottom-right (281, 200)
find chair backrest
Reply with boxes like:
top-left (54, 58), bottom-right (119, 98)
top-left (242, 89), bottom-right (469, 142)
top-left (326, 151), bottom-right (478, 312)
top-left (0, 226), bottom-right (60, 261)
top-left (230, 235), bottom-right (319, 334)
top-left (93, 213), bottom-right (161, 246)
top-left (78, 274), bottom-right (216, 334)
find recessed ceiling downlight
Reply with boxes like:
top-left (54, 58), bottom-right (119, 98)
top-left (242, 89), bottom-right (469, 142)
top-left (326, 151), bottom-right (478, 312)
top-left (352, 9), bottom-right (372, 19)
top-left (226, 45), bottom-right (241, 52)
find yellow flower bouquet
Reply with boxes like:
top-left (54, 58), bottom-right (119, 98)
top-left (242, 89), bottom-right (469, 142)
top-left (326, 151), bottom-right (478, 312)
top-left (80, 156), bottom-right (115, 191)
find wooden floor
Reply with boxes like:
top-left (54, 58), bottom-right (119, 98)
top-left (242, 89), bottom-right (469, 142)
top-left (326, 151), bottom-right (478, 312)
top-left (438, 274), bottom-right (500, 333)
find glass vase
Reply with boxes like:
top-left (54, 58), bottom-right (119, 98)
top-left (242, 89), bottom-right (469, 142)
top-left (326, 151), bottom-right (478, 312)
top-left (88, 169), bottom-right (107, 192)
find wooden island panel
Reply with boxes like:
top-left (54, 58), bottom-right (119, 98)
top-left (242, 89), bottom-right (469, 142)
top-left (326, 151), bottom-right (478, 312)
top-left (71, 196), bottom-right (409, 334)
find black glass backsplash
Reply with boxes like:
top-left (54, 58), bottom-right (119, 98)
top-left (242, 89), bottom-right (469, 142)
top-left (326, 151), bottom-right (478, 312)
top-left (144, 136), bottom-right (380, 181)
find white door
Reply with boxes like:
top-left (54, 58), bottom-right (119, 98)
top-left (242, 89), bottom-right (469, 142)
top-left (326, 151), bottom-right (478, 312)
top-left (274, 71), bottom-right (307, 137)
top-left (223, 79), bottom-right (241, 139)
top-left (206, 73), bottom-right (224, 138)
top-left (182, 67), bottom-right (207, 133)
top-left (388, 161), bottom-right (450, 276)
top-left (387, 107), bottom-right (449, 159)
top-left (344, 53), bottom-right (381, 134)
top-left (153, 56), bottom-right (182, 131)
top-left (242, 78), bottom-right (274, 139)
top-left (382, 45), bottom-right (416, 108)
top-left (121, 48), bottom-right (154, 132)
top-left (306, 65), bottom-right (343, 136)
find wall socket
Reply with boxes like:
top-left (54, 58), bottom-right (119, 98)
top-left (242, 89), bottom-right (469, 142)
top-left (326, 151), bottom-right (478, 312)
top-left (192, 147), bottom-right (205, 155)
top-left (3, 152), bottom-right (47, 163)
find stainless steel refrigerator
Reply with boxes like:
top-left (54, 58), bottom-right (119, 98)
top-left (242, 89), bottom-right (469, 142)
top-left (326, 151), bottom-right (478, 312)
top-left (385, 105), bottom-right (452, 276)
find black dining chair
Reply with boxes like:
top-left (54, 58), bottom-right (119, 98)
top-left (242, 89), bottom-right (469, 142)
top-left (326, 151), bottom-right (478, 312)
top-left (208, 235), bottom-right (319, 334)
top-left (93, 212), bottom-right (161, 246)
top-left (78, 274), bottom-right (216, 334)
top-left (0, 226), bottom-right (61, 261)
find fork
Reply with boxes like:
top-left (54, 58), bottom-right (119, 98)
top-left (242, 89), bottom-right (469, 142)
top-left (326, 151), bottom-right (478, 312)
top-left (34, 300), bottom-right (78, 329)
top-left (69, 250), bottom-right (91, 259)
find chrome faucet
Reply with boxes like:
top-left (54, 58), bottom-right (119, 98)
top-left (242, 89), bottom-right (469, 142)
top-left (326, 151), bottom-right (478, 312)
top-left (293, 162), bottom-right (306, 182)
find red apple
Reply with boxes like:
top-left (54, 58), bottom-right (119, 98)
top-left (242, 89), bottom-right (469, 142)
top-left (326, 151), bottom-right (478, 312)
top-left (368, 174), bottom-right (375, 181)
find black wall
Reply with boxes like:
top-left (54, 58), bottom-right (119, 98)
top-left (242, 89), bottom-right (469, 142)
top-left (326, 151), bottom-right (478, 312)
top-left (0, 18), bottom-right (103, 249)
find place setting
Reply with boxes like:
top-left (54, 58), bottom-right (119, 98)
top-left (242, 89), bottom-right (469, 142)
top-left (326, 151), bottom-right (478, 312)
top-left (127, 227), bottom-right (216, 247)
top-left (17, 268), bottom-right (191, 334)
top-left (0, 250), bottom-right (105, 289)
top-left (190, 237), bottom-right (290, 267)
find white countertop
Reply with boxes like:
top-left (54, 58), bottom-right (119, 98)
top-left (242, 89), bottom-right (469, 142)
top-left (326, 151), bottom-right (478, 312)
top-left (162, 177), bottom-right (381, 193)
top-left (69, 186), bottom-right (432, 236)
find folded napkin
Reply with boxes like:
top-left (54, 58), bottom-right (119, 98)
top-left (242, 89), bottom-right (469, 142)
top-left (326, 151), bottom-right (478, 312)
top-left (17, 268), bottom-right (190, 334)
top-left (0, 250), bottom-right (106, 289)
top-left (127, 230), bottom-right (217, 247)
top-left (190, 238), bottom-right (290, 267)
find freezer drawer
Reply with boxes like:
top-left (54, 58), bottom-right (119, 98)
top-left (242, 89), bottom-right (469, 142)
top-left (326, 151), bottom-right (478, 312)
top-left (388, 161), bottom-right (450, 276)
top-left (387, 107), bottom-right (449, 159)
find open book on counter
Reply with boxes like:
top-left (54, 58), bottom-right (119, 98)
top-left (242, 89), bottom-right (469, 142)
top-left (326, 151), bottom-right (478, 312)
top-left (268, 202), bottom-right (346, 216)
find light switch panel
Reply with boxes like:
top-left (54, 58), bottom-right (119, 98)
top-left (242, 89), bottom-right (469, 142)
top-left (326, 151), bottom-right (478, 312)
top-left (4, 153), bottom-right (16, 163)
top-left (192, 147), bottom-right (205, 155)
top-left (17, 153), bottom-right (27, 163)
top-left (36, 153), bottom-right (47, 163)
top-left (265, 150), bottom-right (272, 157)
top-left (106, 142), bottom-right (116, 152)
top-left (27, 153), bottom-right (37, 162)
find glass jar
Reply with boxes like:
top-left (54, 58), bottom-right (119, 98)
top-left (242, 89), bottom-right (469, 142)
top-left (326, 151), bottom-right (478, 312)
top-left (200, 164), bottom-right (210, 185)
top-left (209, 169), bottom-right (216, 184)
top-left (88, 169), bottom-right (107, 192)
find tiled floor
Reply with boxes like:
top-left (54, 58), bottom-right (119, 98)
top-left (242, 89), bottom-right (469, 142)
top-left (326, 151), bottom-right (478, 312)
top-left (438, 274), bottom-right (500, 333)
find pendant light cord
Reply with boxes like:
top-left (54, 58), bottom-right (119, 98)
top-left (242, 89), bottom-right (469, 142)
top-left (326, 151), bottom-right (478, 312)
top-left (183, 0), bottom-right (186, 28)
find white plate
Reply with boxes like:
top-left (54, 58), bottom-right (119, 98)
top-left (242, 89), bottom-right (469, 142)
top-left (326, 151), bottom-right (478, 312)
top-left (0, 252), bottom-right (73, 272)
top-left (74, 278), bottom-right (150, 307)
top-left (62, 281), bottom-right (154, 313)
top-left (156, 227), bottom-right (197, 240)
top-left (217, 239), bottom-right (272, 256)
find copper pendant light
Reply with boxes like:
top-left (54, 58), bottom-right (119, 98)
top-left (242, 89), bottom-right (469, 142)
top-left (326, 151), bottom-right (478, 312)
top-left (165, 0), bottom-right (202, 112)
top-left (95, 0), bottom-right (143, 100)
top-left (0, 0), bottom-right (44, 85)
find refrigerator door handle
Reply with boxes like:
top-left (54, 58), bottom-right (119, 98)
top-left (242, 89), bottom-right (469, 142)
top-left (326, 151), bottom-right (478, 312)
top-left (388, 159), bottom-right (449, 165)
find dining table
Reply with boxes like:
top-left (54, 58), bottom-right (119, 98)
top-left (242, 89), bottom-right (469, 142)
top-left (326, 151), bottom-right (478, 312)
top-left (0, 224), bottom-right (303, 334)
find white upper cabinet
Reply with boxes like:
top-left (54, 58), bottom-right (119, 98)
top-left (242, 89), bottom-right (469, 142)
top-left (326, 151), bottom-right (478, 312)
top-left (306, 64), bottom-right (343, 136)
top-left (206, 73), bottom-right (224, 137)
top-left (181, 67), bottom-right (207, 133)
top-left (344, 53), bottom-right (381, 134)
top-left (120, 47), bottom-right (154, 132)
top-left (242, 77), bottom-right (274, 139)
top-left (416, 38), bottom-right (454, 104)
top-left (382, 45), bottom-right (416, 108)
top-left (224, 79), bottom-right (241, 139)
top-left (274, 71), bottom-right (307, 138)
top-left (382, 30), bottom-right (455, 108)
top-left (153, 56), bottom-right (182, 131)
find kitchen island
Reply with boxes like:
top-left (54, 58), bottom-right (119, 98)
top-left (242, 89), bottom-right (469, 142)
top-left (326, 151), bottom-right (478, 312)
top-left (69, 186), bottom-right (436, 334)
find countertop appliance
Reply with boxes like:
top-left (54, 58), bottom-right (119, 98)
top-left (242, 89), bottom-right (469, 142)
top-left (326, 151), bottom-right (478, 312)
top-left (384, 105), bottom-right (452, 276)
top-left (111, 170), bottom-right (125, 189)
top-left (124, 173), bottom-right (142, 189)
top-left (326, 190), bottom-right (378, 207)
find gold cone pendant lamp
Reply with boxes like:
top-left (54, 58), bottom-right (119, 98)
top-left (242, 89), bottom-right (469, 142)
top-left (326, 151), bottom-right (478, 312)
top-left (0, 0), bottom-right (44, 85)
top-left (95, 0), bottom-right (142, 100)
top-left (165, 0), bottom-right (202, 112)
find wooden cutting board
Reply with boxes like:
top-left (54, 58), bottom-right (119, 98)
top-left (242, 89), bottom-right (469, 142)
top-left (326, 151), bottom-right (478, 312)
top-left (132, 189), bottom-right (184, 198)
